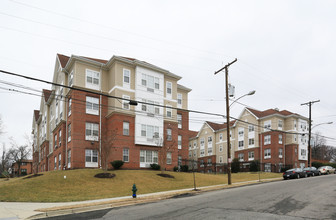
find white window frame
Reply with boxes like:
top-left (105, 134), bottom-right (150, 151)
top-left (167, 128), bottom-right (172, 141)
top-left (178, 135), bottom-right (182, 149)
top-left (264, 135), bottom-right (271, 145)
top-left (219, 145), bottom-right (223, 152)
top-left (166, 105), bottom-right (172, 118)
top-left (219, 133), bottom-right (223, 142)
top-left (85, 149), bottom-right (98, 168)
top-left (123, 68), bottom-right (130, 88)
top-left (67, 150), bottom-right (71, 168)
top-left (238, 140), bottom-right (244, 149)
top-left (279, 148), bottom-right (283, 158)
top-left (86, 96), bottom-right (99, 115)
top-left (248, 125), bottom-right (254, 132)
top-left (166, 152), bottom-right (172, 164)
top-left (177, 93), bottom-right (182, 108)
top-left (279, 134), bottom-right (283, 144)
top-left (264, 120), bottom-right (271, 132)
top-left (123, 148), bottom-right (129, 162)
top-left (278, 120), bottom-right (283, 130)
top-left (123, 121), bottom-right (129, 136)
top-left (58, 153), bottom-right (61, 170)
top-left (248, 151), bottom-right (254, 161)
top-left (68, 71), bottom-right (74, 87)
top-left (177, 114), bottom-right (182, 129)
top-left (166, 81), bottom-right (172, 98)
top-left (140, 150), bottom-right (158, 167)
top-left (238, 153), bottom-right (244, 162)
top-left (264, 148), bottom-right (271, 159)
top-left (68, 124), bottom-right (71, 142)
top-left (85, 122), bottom-right (99, 141)
top-left (122, 95), bottom-right (130, 110)
top-left (248, 138), bottom-right (254, 147)
top-left (86, 69), bottom-right (100, 90)
top-left (68, 98), bottom-right (72, 116)
top-left (59, 130), bottom-right (62, 146)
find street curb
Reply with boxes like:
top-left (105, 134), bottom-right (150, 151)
top-left (28, 177), bottom-right (282, 219)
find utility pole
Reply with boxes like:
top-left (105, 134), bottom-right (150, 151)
top-left (301, 100), bottom-right (320, 167)
top-left (214, 58), bottom-right (237, 185)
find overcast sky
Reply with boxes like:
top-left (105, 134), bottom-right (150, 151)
top-left (1, 0), bottom-right (335, 153)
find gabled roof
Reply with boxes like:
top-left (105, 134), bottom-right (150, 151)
top-left (206, 120), bottom-right (236, 131)
top-left (42, 89), bottom-right (52, 102)
top-left (34, 110), bottom-right (40, 122)
top-left (81, 56), bottom-right (108, 64)
top-left (246, 107), bottom-right (297, 118)
top-left (57, 54), bottom-right (70, 68)
top-left (177, 84), bottom-right (192, 92)
top-left (188, 130), bottom-right (199, 138)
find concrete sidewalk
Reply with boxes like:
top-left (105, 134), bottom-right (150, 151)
top-left (0, 178), bottom-right (281, 220)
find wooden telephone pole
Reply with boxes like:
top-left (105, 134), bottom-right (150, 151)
top-left (301, 100), bottom-right (320, 167)
top-left (214, 58), bottom-right (237, 185)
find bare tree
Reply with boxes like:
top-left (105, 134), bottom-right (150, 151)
top-left (6, 140), bottom-right (31, 177)
top-left (157, 137), bottom-right (176, 174)
top-left (1, 143), bottom-right (10, 174)
top-left (101, 129), bottom-right (118, 170)
top-left (0, 115), bottom-right (4, 137)
top-left (311, 132), bottom-right (327, 160)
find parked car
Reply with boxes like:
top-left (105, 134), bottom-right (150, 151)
top-left (283, 168), bottom-right (307, 180)
top-left (318, 166), bottom-right (336, 175)
top-left (303, 167), bottom-right (320, 177)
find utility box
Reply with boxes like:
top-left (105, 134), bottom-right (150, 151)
top-left (228, 84), bottom-right (235, 98)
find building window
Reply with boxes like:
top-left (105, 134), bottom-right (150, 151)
top-left (294, 134), bottom-right (297, 142)
top-left (238, 153), bottom-right (244, 162)
top-left (68, 71), bottom-right (73, 87)
top-left (264, 135), bottom-right (271, 145)
top-left (200, 149), bottom-right (205, 157)
top-left (58, 153), bottom-right (61, 170)
top-left (207, 158), bottom-right (212, 166)
top-left (208, 147), bottom-right (212, 156)
top-left (140, 150), bottom-right (158, 167)
top-left (166, 81), bottom-right (172, 97)
top-left (219, 145), bottom-right (223, 152)
top-left (193, 141), bottom-right (197, 149)
top-left (248, 151), bottom-right (254, 161)
top-left (301, 149), bottom-right (307, 156)
top-left (248, 125), bottom-right (254, 132)
top-left (219, 133), bottom-right (223, 142)
top-left (86, 69), bottom-right (100, 90)
top-left (278, 120), bottom-right (283, 130)
top-left (67, 150), bottom-right (71, 168)
top-left (177, 93), bottom-right (182, 107)
top-left (166, 105), bottom-right (172, 118)
top-left (123, 148), bottom-right (129, 162)
top-left (85, 149), bottom-right (98, 167)
top-left (54, 156), bottom-right (57, 170)
top-left (166, 152), bottom-right (172, 164)
top-left (265, 163), bottom-right (271, 172)
top-left (167, 128), bottom-right (172, 141)
top-left (279, 134), bottom-right (283, 144)
top-left (219, 156), bottom-right (223, 163)
top-left (123, 69), bottom-right (130, 88)
top-left (200, 138), bottom-right (205, 148)
top-left (123, 122), bottom-right (129, 136)
top-left (248, 138), bottom-right (254, 146)
top-left (54, 134), bottom-right (57, 149)
top-left (264, 149), bottom-right (271, 159)
top-left (178, 135), bottom-right (182, 149)
top-left (238, 127), bottom-right (244, 137)
top-left (177, 114), bottom-right (182, 128)
top-left (68, 124), bottom-right (71, 142)
top-left (238, 140), bottom-right (244, 149)
top-left (279, 148), bottom-right (283, 158)
top-left (142, 74), bottom-right (159, 91)
top-left (59, 130), bottom-right (62, 146)
top-left (264, 120), bottom-right (271, 132)
top-left (68, 98), bottom-right (72, 116)
top-left (86, 96), bottom-right (99, 115)
top-left (122, 95), bottom-right (130, 110)
top-left (85, 122), bottom-right (99, 141)
top-left (141, 124), bottom-right (159, 139)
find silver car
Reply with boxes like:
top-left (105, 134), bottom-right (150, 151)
top-left (318, 166), bottom-right (336, 174)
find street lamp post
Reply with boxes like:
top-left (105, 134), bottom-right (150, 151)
top-left (229, 90), bottom-right (256, 108)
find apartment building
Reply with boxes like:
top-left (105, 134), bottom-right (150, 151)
top-left (10, 160), bottom-right (33, 176)
top-left (31, 54), bottom-right (192, 173)
top-left (189, 107), bottom-right (309, 173)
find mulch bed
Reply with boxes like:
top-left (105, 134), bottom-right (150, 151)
top-left (157, 173), bottom-right (174, 178)
top-left (23, 174), bottom-right (43, 179)
top-left (94, 173), bottom-right (116, 178)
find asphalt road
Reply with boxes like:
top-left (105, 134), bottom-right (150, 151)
top-left (44, 174), bottom-right (336, 220)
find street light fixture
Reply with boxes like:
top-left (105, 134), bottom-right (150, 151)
top-left (312, 122), bottom-right (333, 130)
top-left (229, 90), bottom-right (256, 108)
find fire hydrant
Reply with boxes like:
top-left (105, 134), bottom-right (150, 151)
top-left (132, 183), bottom-right (137, 198)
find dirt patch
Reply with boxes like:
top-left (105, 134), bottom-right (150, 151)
top-left (157, 173), bottom-right (174, 178)
top-left (94, 173), bottom-right (116, 178)
top-left (23, 174), bottom-right (43, 179)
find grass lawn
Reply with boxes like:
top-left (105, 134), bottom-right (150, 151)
top-left (0, 169), bottom-right (281, 202)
